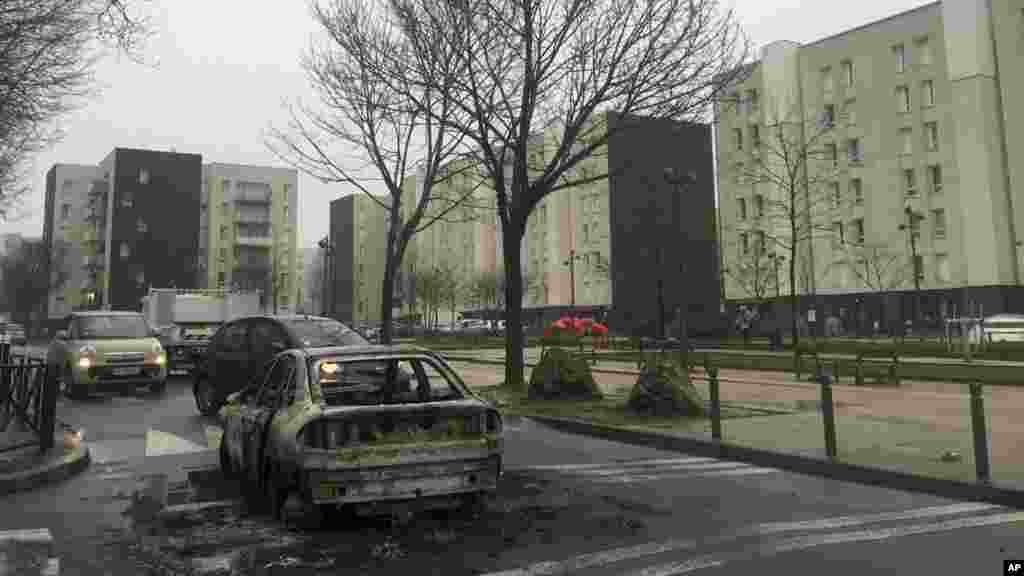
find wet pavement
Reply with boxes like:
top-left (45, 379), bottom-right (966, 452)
top-left (0, 370), bottom-right (1023, 574)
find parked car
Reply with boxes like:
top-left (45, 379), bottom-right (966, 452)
top-left (0, 322), bottom-right (26, 345)
top-left (217, 344), bottom-right (503, 524)
top-left (46, 311), bottom-right (168, 398)
top-left (193, 315), bottom-right (368, 416)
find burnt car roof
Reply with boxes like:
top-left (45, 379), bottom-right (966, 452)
top-left (230, 314), bottom-right (338, 323)
top-left (303, 344), bottom-right (438, 359)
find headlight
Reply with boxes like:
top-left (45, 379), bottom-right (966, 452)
top-left (77, 345), bottom-right (97, 369)
top-left (149, 342), bottom-right (167, 366)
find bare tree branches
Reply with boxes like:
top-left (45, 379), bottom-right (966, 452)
top-left (834, 242), bottom-right (909, 292)
top-left (268, 0), bottom-right (486, 343)
top-left (0, 0), bottom-right (151, 220)
top-left (387, 0), bottom-right (750, 388)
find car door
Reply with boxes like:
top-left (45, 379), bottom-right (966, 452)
top-left (247, 319), bottom-right (290, 386)
top-left (212, 321), bottom-right (250, 398)
top-left (243, 355), bottom-right (293, 485)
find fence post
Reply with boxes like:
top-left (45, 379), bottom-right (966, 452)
top-left (706, 357), bottom-right (721, 441)
top-left (820, 375), bottom-right (838, 460)
top-left (855, 353), bottom-right (864, 386)
top-left (969, 382), bottom-right (990, 483)
top-left (794, 350), bottom-right (802, 381)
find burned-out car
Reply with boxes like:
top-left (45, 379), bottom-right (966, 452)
top-left (218, 345), bottom-right (503, 523)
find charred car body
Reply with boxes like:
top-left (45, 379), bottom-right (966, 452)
top-left (218, 345), bottom-right (503, 522)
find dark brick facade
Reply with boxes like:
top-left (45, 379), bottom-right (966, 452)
top-left (606, 113), bottom-right (720, 338)
top-left (328, 197), bottom-right (355, 323)
top-left (107, 148), bottom-right (202, 310)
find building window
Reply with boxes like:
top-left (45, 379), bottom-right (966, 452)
top-left (734, 128), bottom-right (743, 151)
top-left (830, 182), bottom-right (841, 208)
top-left (120, 242), bottom-right (130, 259)
top-left (929, 165), bottom-right (943, 194)
top-left (925, 122), bottom-right (939, 151)
top-left (916, 37), bottom-right (932, 67)
top-left (904, 168), bottom-right (918, 197)
top-left (283, 204), bottom-right (289, 218)
top-left (747, 89), bottom-right (759, 113)
top-left (851, 178), bottom-right (864, 204)
top-left (121, 190), bottom-right (133, 208)
top-left (136, 218), bottom-right (147, 233)
top-left (922, 80), bottom-right (935, 107)
top-left (754, 195), bottom-right (764, 217)
top-left (844, 99), bottom-right (857, 125)
top-left (932, 209), bottom-right (947, 239)
top-left (935, 253), bottom-right (950, 283)
top-left (896, 86), bottom-right (910, 113)
top-left (582, 223), bottom-right (589, 242)
top-left (841, 59), bottom-right (854, 86)
top-left (852, 219), bottom-right (865, 244)
top-left (138, 169), bottom-right (150, 185)
top-left (738, 198), bottom-right (747, 220)
top-left (826, 143), bottom-right (838, 168)
top-left (217, 271), bottom-right (225, 286)
top-left (821, 66), bottom-right (833, 96)
top-left (832, 221), bottom-right (844, 248)
top-left (894, 44), bottom-right (905, 73)
top-left (750, 125), bottom-right (760, 149)
top-left (740, 232), bottom-right (749, 255)
top-left (60, 203), bottom-right (71, 221)
top-left (900, 127), bottom-right (913, 155)
top-left (823, 104), bottom-right (836, 127)
top-left (846, 138), bottom-right (861, 163)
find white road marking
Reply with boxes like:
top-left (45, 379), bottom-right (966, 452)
top-left (626, 511), bottom-right (1024, 576)
top-left (519, 457), bottom-right (718, 472)
top-left (0, 528), bottom-right (52, 543)
top-left (145, 428), bottom-right (210, 457)
top-left (590, 467), bottom-right (781, 483)
top-left (576, 461), bottom-right (764, 477)
top-left (159, 499), bottom-right (236, 517)
top-left (476, 502), bottom-right (1012, 576)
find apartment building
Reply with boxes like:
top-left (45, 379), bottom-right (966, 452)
top-left (43, 164), bottom-right (97, 318)
top-left (715, 0), bottom-right (1024, 331)
top-left (327, 194), bottom-right (389, 325)
top-left (199, 164), bottom-right (300, 313)
top-left (392, 111), bottom-right (718, 336)
top-left (43, 149), bottom-right (203, 325)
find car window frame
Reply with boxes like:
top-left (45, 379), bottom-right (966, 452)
top-left (248, 319), bottom-right (290, 357)
top-left (412, 357), bottom-right (465, 401)
top-left (258, 355), bottom-right (293, 408)
top-left (217, 320), bottom-right (248, 355)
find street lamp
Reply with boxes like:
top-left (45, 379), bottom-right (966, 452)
top-left (318, 236), bottom-right (332, 317)
top-left (563, 250), bottom-right (583, 310)
top-left (898, 205), bottom-right (925, 333)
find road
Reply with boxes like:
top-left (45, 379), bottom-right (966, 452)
top-left (0, 369), bottom-right (1022, 575)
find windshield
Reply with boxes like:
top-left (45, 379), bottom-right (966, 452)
top-left (311, 357), bottom-right (465, 406)
top-left (74, 315), bottom-right (150, 339)
top-left (283, 318), bottom-right (368, 348)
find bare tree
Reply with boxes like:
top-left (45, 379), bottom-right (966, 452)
top-left (727, 101), bottom-right (854, 347)
top-left (829, 241), bottom-right (910, 337)
top-left (0, 239), bottom-right (69, 336)
top-left (722, 239), bottom-right (776, 304)
top-left (267, 0), bottom-right (487, 345)
top-left (0, 0), bottom-right (151, 220)
top-left (468, 270), bottom-right (504, 310)
top-left (414, 266), bottom-right (445, 329)
top-left (388, 0), bottom-right (749, 388)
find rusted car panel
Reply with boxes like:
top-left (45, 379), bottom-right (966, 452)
top-left (218, 345), bottom-right (504, 518)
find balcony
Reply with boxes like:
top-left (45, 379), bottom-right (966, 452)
top-left (235, 235), bottom-right (273, 247)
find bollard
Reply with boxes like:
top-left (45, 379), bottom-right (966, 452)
top-left (820, 376), bottom-right (838, 460)
top-left (969, 382), bottom-right (991, 483)
top-left (707, 362), bottom-right (722, 441)
top-left (833, 359), bottom-right (841, 384)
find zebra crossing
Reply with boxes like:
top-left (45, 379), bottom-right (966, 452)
top-left (517, 456), bottom-right (782, 484)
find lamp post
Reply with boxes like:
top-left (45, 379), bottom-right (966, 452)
top-left (563, 250), bottom-right (583, 309)
top-left (317, 236), bottom-right (332, 317)
top-left (898, 205), bottom-right (924, 333)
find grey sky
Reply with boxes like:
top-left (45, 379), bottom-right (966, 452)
top-left (6, 0), bottom-right (934, 251)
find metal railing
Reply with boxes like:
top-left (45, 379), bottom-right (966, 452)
top-left (0, 342), bottom-right (57, 453)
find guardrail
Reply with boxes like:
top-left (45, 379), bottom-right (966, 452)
top-left (0, 342), bottom-right (57, 453)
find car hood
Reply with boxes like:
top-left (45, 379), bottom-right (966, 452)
top-left (68, 338), bottom-right (161, 353)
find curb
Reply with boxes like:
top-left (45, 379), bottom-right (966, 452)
top-left (0, 442), bottom-right (91, 496)
top-left (525, 414), bottom-right (1024, 509)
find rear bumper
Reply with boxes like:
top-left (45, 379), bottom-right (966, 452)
top-left (301, 454), bottom-right (502, 505)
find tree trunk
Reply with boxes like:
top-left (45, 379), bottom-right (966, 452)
top-left (502, 222), bottom-right (526, 392)
top-left (379, 206), bottom-right (404, 346)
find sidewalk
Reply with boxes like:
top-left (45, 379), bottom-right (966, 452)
top-left (0, 426), bottom-right (91, 496)
top-left (445, 348), bottom-right (1023, 487)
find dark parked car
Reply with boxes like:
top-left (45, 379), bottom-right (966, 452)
top-left (193, 315), bottom-right (368, 416)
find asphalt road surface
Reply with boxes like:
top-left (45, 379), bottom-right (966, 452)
top-left (0, 371), bottom-right (1022, 575)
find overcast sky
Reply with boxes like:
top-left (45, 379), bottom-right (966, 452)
top-left (6, 0), bottom-right (934, 250)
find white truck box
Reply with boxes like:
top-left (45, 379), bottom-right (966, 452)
top-left (142, 289), bottom-right (263, 328)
